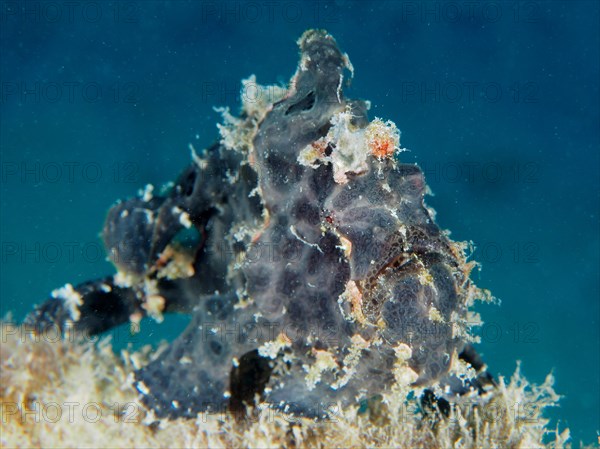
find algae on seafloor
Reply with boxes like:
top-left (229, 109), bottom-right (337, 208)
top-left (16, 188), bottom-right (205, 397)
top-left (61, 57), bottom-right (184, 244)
top-left (0, 321), bottom-right (571, 448)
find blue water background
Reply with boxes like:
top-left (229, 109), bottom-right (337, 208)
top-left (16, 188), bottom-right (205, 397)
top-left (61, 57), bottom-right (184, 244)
top-left (1, 1), bottom-right (598, 445)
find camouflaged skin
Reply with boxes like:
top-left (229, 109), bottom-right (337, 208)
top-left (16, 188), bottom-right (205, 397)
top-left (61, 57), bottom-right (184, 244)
top-left (26, 30), bottom-right (489, 419)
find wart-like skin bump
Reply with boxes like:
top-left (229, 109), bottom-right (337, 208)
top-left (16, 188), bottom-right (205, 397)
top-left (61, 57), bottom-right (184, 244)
top-left (26, 30), bottom-right (495, 419)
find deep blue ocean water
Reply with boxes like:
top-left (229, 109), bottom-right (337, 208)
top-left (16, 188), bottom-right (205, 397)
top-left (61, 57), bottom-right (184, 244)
top-left (1, 1), bottom-right (598, 445)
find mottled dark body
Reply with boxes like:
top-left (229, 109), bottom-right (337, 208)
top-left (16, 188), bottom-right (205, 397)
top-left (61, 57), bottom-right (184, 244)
top-left (27, 30), bottom-right (492, 419)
